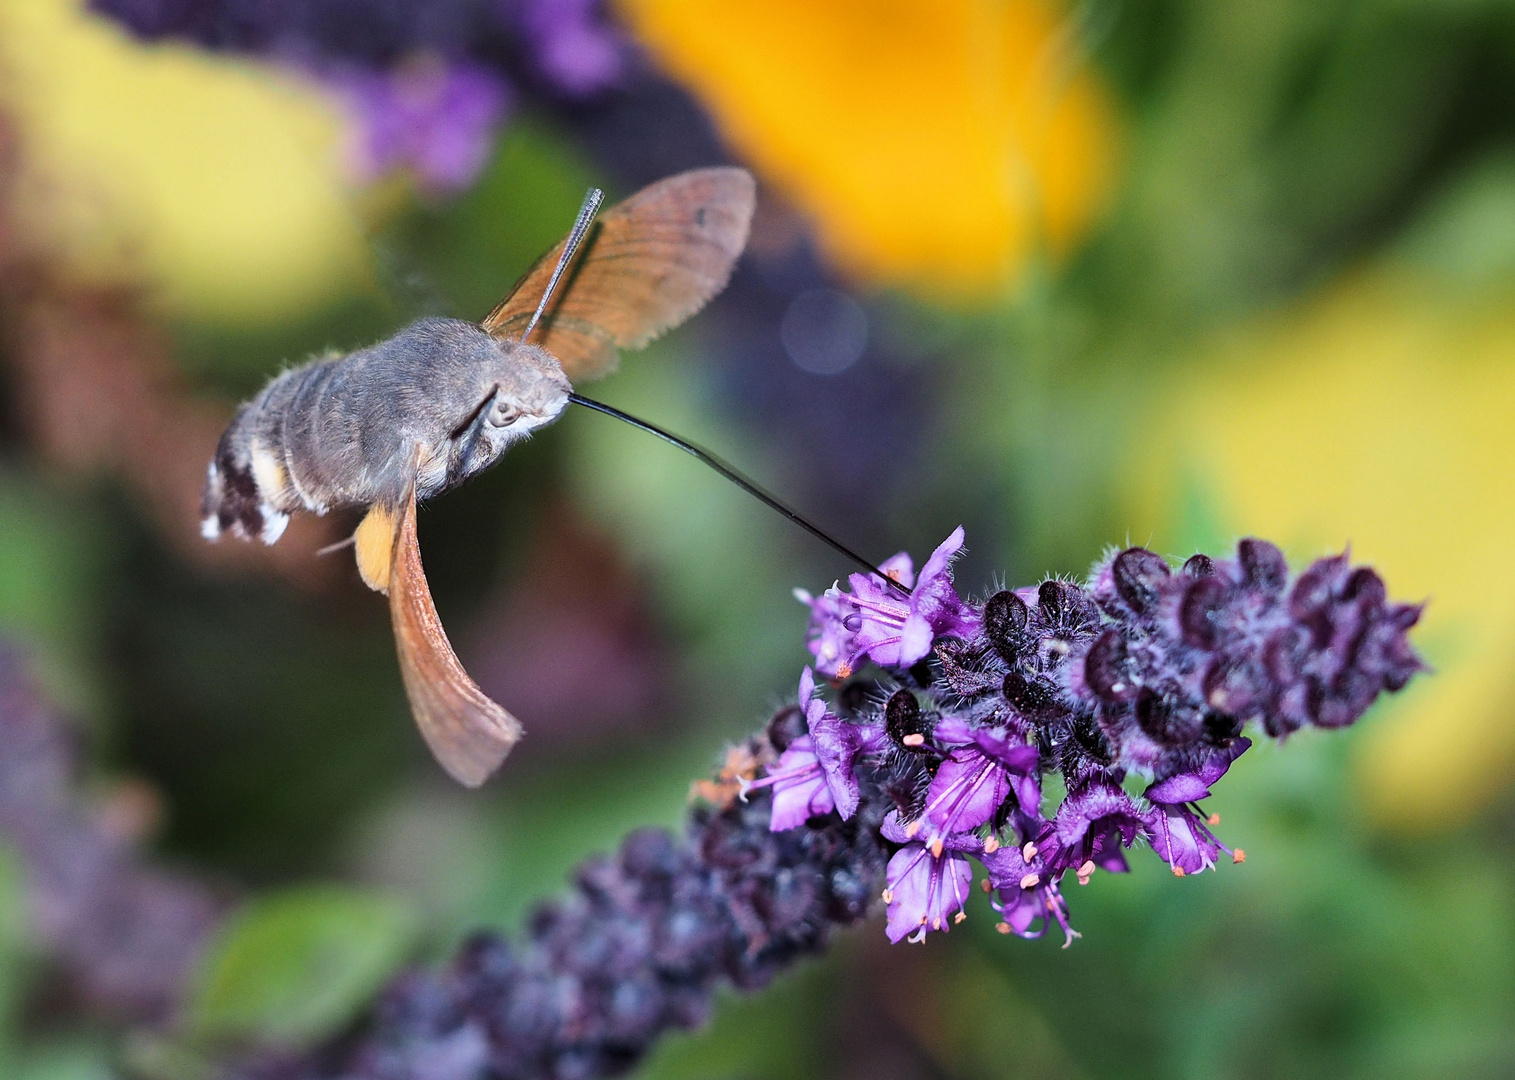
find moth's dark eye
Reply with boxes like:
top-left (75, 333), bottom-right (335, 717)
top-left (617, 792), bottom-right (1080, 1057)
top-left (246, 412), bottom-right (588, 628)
top-left (488, 400), bottom-right (523, 427)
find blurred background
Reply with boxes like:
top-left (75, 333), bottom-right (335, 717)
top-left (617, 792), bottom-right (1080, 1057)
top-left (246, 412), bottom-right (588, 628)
top-left (0, 0), bottom-right (1511, 1076)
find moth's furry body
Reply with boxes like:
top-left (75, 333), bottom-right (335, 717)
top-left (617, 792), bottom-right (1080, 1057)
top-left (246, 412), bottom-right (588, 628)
top-left (203, 317), bottom-right (570, 543)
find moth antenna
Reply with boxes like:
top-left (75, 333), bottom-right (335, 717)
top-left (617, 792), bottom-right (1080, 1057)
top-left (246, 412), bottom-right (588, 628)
top-left (568, 394), bottom-right (911, 596)
top-left (522, 186), bottom-right (605, 343)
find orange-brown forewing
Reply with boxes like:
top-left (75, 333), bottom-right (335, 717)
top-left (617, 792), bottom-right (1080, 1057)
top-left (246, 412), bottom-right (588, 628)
top-left (480, 167), bottom-right (756, 382)
top-left (388, 487), bottom-right (523, 787)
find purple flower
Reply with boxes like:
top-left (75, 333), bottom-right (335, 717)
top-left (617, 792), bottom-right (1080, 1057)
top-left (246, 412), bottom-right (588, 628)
top-left (744, 735), bottom-right (833, 831)
top-left (801, 667), bottom-right (885, 820)
top-left (916, 717), bottom-right (1039, 850)
top-left (799, 528), bottom-right (978, 677)
top-left (880, 813), bottom-right (977, 943)
top-left (748, 668), bottom-right (884, 829)
top-left (513, 0), bottom-right (624, 97)
top-left (1145, 739), bottom-right (1250, 875)
top-left (1145, 738), bottom-right (1251, 805)
top-left (90, 0), bottom-right (625, 199)
top-left (794, 581), bottom-right (866, 678)
top-left (1041, 779), bottom-right (1146, 878)
top-left (334, 58), bottom-right (512, 192)
top-left (982, 840), bottom-right (1079, 946)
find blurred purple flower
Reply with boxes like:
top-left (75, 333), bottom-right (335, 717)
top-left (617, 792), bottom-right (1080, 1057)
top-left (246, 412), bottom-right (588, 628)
top-left (513, 0), bottom-right (623, 95)
top-left (0, 648), bottom-right (225, 1021)
top-left (335, 58), bottom-right (512, 191)
top-left (90, 0), bottom-right (624, 191)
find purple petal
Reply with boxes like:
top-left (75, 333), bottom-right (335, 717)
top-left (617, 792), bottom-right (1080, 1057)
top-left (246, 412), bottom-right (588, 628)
top-left (1149, 804), bottom-right (1229, 874)
top-left (922, 747), bottom-right (1010, 837)
top-left (749, 737), bottom-right (833, 831)
top-left (883, 843), bottom-right (974, 943)
top-left (1146, 738), bottom-right (1251, 804)
top-left (897, 612), bottom-right (936, 667)
top-left (809, 711), bottom-right (864, 820)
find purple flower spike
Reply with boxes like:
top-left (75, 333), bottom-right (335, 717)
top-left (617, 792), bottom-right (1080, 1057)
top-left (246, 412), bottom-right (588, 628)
top-left (207, 538), bottom-right (1423, 1078)
top-left (880, 814), bottom-right (977, 943)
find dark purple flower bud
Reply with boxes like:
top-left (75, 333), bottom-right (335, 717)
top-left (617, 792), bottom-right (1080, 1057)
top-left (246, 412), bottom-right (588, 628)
top-left (765, 704), bottom-right (807, 751)
top-left (1110, 547), bottom-right (1171, 616)
top-left (1002, 671), bottom-right (1060, 719)
top-left (1343, 567), bottom-right (1386, 609)
top-left (1083, 629), bottom-right (1136, 703)
top-left (1179, 575), bottom-right (1228, 649)
top-left (884, 689), bottom-right (929, 752)
top-left (1037, 578), bottom-right (1099, 635)
top-left (1183, 553), bottom-right (1216, 578)
top-left (1133, 688), bottom-right (1182, 744)
top-left (1238, 538), bottom-right (1288, 594)
top-left (1290, 552), bottom-right (1350, 622)
top-left (1262, 627), bottom-right (1308, 686)
top-left (983, 588), bottom-right (1030, 662)
top-left (1202, 657), bottom-right (1268, 718)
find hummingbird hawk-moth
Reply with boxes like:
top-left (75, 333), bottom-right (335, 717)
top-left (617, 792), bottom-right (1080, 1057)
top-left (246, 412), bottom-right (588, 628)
top-left (202, 168), bottom-right (758, 787)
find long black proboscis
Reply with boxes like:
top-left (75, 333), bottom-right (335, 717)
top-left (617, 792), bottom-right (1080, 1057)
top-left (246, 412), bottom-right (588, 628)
top-left (568, 394), bottom-right (909, 596)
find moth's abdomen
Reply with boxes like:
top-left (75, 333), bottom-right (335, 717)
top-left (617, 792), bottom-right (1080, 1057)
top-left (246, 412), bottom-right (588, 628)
top-left (201, 365), bottom-right (319, 544)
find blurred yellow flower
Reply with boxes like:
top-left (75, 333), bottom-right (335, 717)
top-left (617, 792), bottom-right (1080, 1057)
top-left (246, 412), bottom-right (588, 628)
top-left (0, 0), bottom-right (371, 322)
top-left (616, 0), bottom-right (1118, 300)
top-left (1126, 269), bottom-right (1515, 830)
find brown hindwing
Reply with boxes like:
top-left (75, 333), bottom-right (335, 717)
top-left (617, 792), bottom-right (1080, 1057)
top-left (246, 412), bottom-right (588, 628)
top-left (480, 167), bottom-right (756, 382)
top-left (388, 488), bottom-right (523, 786)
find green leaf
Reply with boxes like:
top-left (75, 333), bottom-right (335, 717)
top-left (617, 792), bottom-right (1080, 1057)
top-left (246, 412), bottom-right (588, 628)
top-left (189, 886), bottom-right (416, 1046)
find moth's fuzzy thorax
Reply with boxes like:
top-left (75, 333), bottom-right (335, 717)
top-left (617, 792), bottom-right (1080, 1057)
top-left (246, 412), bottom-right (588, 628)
top-left (201, 318), bottom-right (574, 542)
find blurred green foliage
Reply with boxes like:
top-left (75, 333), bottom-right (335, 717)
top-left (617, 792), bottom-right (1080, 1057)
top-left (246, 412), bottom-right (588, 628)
top-left (189, 886), bottom-right (417, 1047)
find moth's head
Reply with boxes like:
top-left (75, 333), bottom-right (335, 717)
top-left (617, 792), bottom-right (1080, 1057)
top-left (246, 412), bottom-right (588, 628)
top-left (446, 338), bottom-right (571, 483)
